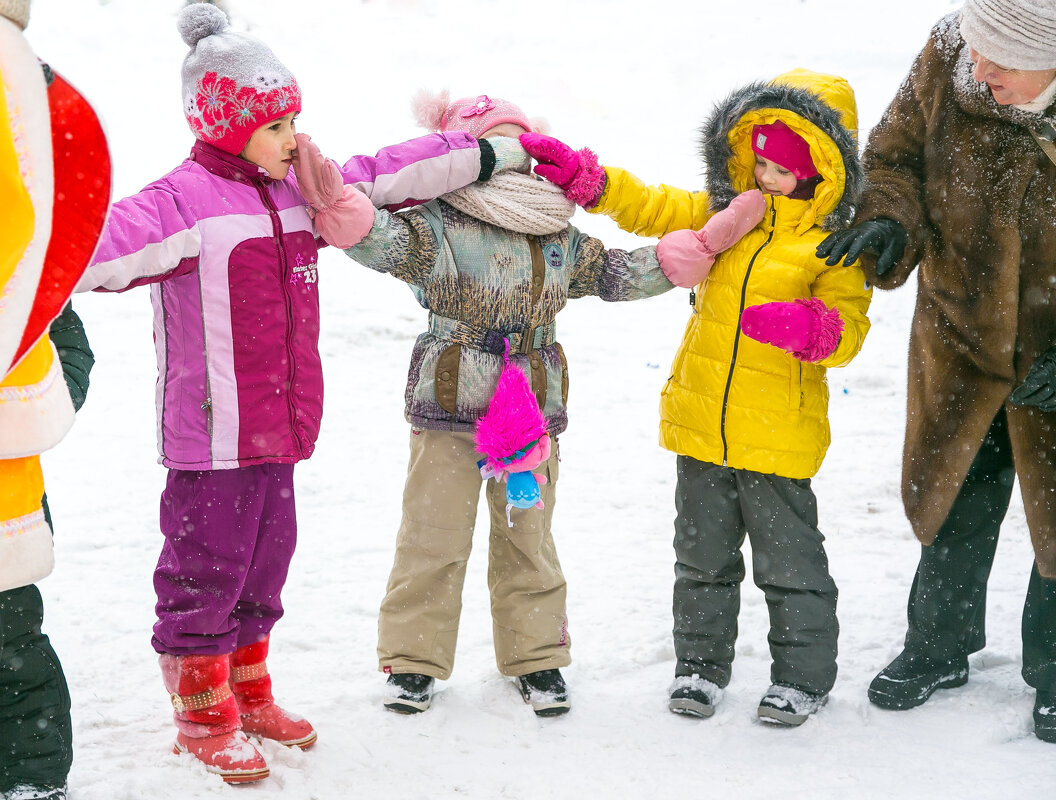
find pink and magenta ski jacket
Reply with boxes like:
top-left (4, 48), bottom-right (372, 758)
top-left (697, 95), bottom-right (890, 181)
top-left (79, 134), bottom-right (484, 470)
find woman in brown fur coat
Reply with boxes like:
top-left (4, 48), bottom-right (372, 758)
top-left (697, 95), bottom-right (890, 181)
top-left (818, 0), bottom-right (1056, 743)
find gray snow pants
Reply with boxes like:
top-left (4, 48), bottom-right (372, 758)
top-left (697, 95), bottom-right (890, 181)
top-left (672, 457), bottom-right (838, 695)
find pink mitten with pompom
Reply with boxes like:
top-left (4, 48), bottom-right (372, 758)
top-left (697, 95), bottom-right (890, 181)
top-left (292, 133), bottom-right (375, 249)
top-left (656, 190), bottom-right (766, 288)
top-left (739, 297), bottom-right (844, 362)
top-left (520, 132), bottom-right (606, 208)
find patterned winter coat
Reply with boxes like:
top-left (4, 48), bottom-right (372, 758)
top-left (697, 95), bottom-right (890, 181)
top-left (79, 134), bottom-right (486, 470)
top-left (344, 199), bottom-right (673, 434)
top-left (853, 14), bottom-right (1056, 576)
top-left (590, 70), bottom-right (871, 478)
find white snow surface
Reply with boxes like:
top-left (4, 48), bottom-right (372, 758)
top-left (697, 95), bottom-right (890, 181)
top-left (21, 0), bottom-right (1056, 797)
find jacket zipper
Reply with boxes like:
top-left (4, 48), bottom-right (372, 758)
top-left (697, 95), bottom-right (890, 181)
top-left (255, 181), bottom-right (304, 457)
top-left (719, 201), bottom-right (776, 466)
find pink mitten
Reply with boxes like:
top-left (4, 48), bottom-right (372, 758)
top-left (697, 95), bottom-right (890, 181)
top-left (519, 132), bottom-right (606, 208)
top-left (292, 133), bottom-right (342, 209)
top-left (739, 297), bottom-right (844, 362)
top-left (293, 133), bottom-right (375, 249)
top-left (656, 190), bottom-right (766, 288)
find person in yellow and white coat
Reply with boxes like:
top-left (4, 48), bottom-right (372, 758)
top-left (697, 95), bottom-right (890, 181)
top-left (1, 2), bottom-right (109, 796)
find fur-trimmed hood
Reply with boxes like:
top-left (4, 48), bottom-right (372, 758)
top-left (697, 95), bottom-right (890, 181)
top-left (699, 69), bottom-right (862, 231)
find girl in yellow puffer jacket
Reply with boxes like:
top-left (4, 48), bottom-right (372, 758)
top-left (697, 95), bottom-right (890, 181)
top-left (523, 69), bottom-right (872, 726)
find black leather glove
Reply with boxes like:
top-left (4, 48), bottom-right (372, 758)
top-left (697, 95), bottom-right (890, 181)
top-left (1010, 346), bottom-right (1056, 412)
top-left (815, 217), bottom-right (908, 277)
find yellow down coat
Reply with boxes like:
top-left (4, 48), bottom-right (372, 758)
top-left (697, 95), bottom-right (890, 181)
top-left (592, 70), bottom-right (872, 478)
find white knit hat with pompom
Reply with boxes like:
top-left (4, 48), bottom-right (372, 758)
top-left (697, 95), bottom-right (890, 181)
top-left (178, 2), bottom-right (301, 155)
top-left (0, 0), bottom-right (30, 30)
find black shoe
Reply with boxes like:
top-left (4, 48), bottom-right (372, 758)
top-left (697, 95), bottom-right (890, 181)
top-left (868, 650), bottom-right (969, 710)
top-left (757, 683), bottom-right (828, 726)
top-left (516, 669), bottom-right (570, 717)
top-left (4, 785), bottom-right (67, 800)
top-left (383, 672), bottom-right (434, 714)
top-left (668, 674), bottom-right (722, 718)
top-left (1035, 690), bottom-right (1056, 743)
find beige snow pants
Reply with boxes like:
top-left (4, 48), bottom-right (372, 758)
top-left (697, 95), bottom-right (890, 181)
top-left (377, 429), bottom-right (570, 680)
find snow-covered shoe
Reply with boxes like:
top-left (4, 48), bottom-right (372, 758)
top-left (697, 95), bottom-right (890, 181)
top-left (4, 784), bottom-right (67, 799)
top-left (238, 703), bottom-right (317, 750)
top-left (867, 650), bottom-right (968, 710)
top-left (516, 669), bottom-right (570, 717)
top-left (757, 683), bottom-right (828, 726)
top-left (383, 672), bottom-right (435, 714)
top-left (1035, 690), bottom-right (1056, 743)
top-left (230, 637), bottom-right (317, 749)
top-left (668, 674), bottom-right (723, 718)
top-left (160, 653), bottom-right (269, 784)
top-left (173, 730), bottom-right (270, 784)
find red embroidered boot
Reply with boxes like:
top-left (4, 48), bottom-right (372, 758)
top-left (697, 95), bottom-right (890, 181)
top-left (230, 637), bottom-right (317, 750)
top-left (160, 653), bottom-right (269, 784)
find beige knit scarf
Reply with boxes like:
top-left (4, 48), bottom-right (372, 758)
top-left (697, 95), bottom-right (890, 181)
top-left (442, 171), bottom-right (576, 235)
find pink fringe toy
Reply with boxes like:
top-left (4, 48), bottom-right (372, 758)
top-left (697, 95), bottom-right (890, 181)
top-left (475, 341), bottom-right (551, 527)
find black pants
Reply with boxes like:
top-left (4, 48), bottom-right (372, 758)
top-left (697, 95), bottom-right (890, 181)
top-left (672, 458), bottom-right (839, 695)
top-left (0, 584), bottom-right (72, 792)
top-left (903, 409), bottom-right (1056, 692)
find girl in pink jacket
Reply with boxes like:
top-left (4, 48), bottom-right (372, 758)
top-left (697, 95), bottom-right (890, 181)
top-left (76, 4), bottom-right (523, 784)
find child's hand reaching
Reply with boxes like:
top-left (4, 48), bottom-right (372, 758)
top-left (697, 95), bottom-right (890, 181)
top-left (656, 190), bottom-right (766, 288)
top-left (292, 133), bottom-right (376, 249)
top-left (740, 297), bottom-right (844, 362)
top-left (486, 136), bottom-right (532, 176)
top-left (519, 132), bottom-right (606, 208)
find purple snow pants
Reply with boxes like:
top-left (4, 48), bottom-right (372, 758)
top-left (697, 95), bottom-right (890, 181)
top-left (151, 464), bottom-right (297, 655)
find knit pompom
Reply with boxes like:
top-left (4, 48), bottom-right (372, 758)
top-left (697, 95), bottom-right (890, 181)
top-left (177, 3), bottom-right (229, 47)
top-left (412, 89), bottom-right (451, 132)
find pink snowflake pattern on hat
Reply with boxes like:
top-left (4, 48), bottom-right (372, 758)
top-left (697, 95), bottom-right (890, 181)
top-left (197, 72), bottom-right (236, 126)
top-left (231, 86), bottom-right (265, 128)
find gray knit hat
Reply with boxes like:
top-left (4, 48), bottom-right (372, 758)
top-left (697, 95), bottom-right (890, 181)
top-left (959, 0), bottom-right (1056, 70)
top-left (0, 0), bottom-right (30, 30)
top-left (178, 3), bottom-right (301, 155)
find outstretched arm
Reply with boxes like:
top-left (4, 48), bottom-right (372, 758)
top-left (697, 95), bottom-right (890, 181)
top-left (520, 133), bottom-right (712, 237)
top-left (337, 132), bottom-right (528, 211)
top-left (79, 179), bottom-right (201, 293)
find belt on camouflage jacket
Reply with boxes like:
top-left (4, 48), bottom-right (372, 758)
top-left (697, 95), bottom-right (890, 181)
top-left (427, 313), bottom-right (557, 355)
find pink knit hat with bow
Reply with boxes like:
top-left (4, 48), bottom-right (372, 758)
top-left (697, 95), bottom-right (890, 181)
top-left (177, 4), bottom-right (301, 155)
top-left (412, 90), bottom-right (539, 137)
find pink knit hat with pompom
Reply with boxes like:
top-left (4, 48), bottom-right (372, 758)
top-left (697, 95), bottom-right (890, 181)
top-left (413, 90), bottom-right (543, 137)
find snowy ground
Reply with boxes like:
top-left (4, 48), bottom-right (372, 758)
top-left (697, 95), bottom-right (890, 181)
top-left (21, 0), bottom-right (1056, 797)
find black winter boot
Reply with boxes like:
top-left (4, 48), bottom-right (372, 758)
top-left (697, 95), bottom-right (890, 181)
top-left (516, 669), bottom-right (570, 717)
top-left (3, 785), bottom-right (67, 800)
top-left (868, 650), bottom-right (968, 710)
top-left (383, 673), bottom-right (434, 714)
top-left (1035, 691), bottom-right (1056, 743)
